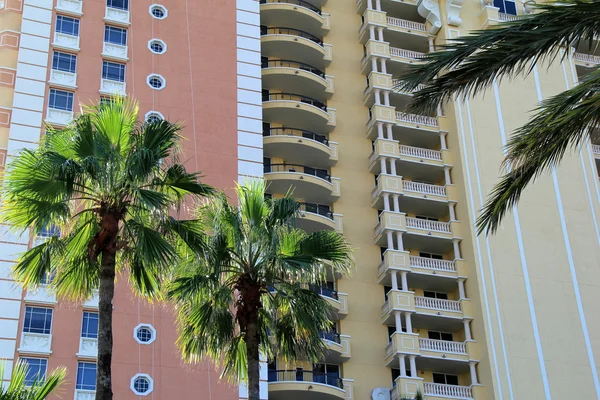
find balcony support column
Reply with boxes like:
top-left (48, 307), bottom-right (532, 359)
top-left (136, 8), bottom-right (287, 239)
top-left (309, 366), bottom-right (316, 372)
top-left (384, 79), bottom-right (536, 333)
top-left (453, 239), bottom-right (461, 259)
top-left (444, 166), bottom-right (452, 185)
top-left (377, 122), bottom-right (384, 138)
top-left (387, 231), bottom-right (395, 250)
top-left (404, 312), bottom-right (413, 333)
top-left (440, 132), bottom-right (448, 150)
top-left (377, 27), bottom-right (384, 41)
top-left (391, 271), bottom-right (398, 291)
top-left (369, 25), bottom-right (376, 41)
top-left (428, 37), bottom-right (435, 53)
top-left (469, 362), bottom-right (479, 385)
top-left (375, 0), bottom-right (381, 11)
top-left (390, 159), bottom-right (397, 175)
top-left (396, 232), bottom-right (404, 251)
top-left (372, 57), bottom-right (379, 72)
top-left (375, 89), bottom-right (381, 105)
top-left (383, 193), bottom-right (391, 211)
top-left (383, 90), bottom-right (390, 106)
top-left (380, 157), bottom-right (388, 174)
top-left (458, 278), bottom-right (466, 299)
top-left (400, 271), bottom-right (408, 291)
top-left (409, 355), bottom-right (417, 377)
top-left (449, 202), bottom-right (456, 221)
top-left (380, 58), bottom-right (387, 74)
top-left (392, 195), bottom-right (400, 213)
top-left (367, 0), bottom-right (373, 10)
top-left (399, 354), bottom-right (407, 377)
top-left (464, 319), bottom-right (473, 341)
top-left (386, 123), bottom-right (394, 140)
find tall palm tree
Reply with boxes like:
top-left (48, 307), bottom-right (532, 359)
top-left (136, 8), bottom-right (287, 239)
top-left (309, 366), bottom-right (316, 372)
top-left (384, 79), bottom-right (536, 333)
top-left (1, 99), bottom-right (215, 400)
top-left (396, 0), bottom-right (600, 234)
top-left (0, 360), bottom-right (65, 400)
top-left (167, 180), bottom-right (353, 400)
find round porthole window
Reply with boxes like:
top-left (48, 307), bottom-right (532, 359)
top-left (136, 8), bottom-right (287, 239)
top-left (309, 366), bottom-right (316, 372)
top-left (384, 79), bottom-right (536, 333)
top-left (131, 374), bottom-right (154, 396)
top-left (146, 74), bottom-right (166, 90)
top-left (148, 39), bottom-right (167, 54)
top-left (133, 323), bottom-right (157, 344)
top-left (149, 5), bottom-right (167, 19)
top-left (145, 111), bottom-right (164, 124)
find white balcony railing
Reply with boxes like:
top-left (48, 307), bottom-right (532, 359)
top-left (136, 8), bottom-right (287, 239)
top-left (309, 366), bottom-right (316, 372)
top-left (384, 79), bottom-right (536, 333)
top-left (424, 382), bottom-right (473, 399)
top-left (386, 16), bottom-right (427, 32)
top-left (78, 337), bottom-right (98, 358)
top-left (419, 338), bottom-right (467, 354)
top-left (84, 290), bottom-right (99, 308)
top-left (402, 181), bottom-right (446, 196)
top-left (400, 144), bottom-right (442, 161)
top-left (102, 42), bottom-right (128, 60)
top-left (390, 46), bottom-right (426, 60)
top-left (592, 144), bottom-right (600, 155)
top-left (396, 112), bottom-right (438, 127)
top-left (392, 79), bottom-right (426, 93)
top-left (410, 255), bottom-right (456, 272)
top-left (406, 217), bottom-right (451, 233)
top-left (56, 0), bottom-right (82, 15)
top-left (100, 79), bottom-right (126, 96)
top-left (18, 332), bottom-right (52, 354)
top-left (49, 69), bottom-right (77, 88)
top-left (574, 52), bottom-right (600, 65)
top-left (24, 286), bottom-right (56, 304)
top-left (53, 32), bottom-right (80, 51)
top-left (75, 389), bottom-right (96, 400)
top-left (498, 12), bottom-right (518, 21)
top-left (415, 296), bottom-right (461, 312)
top-left (104, 6), bottom-right (130, 25)
top-left (46, 108), bottom-right (74, 126)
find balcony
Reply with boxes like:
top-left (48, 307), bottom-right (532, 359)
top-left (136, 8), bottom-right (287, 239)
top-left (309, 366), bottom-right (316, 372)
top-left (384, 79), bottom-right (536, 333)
top-left (386, 16), bottom-right (427, 35)
top-left (77, 337), bottom-right (98, 359)
top-left (53, 32), bottom-right (80, 52)
top-left (84, 290), bottom-right (99, 308)
top-left (419, 338), bottom-right (468, 359)
top-left (377, 250), bottom-right (464, 284)
top-left (320, 332), bottom-right (351, 363)
top-left (100, 78), bottom-right (126, 96)
top-left (262, 59), bottom-right (334, 99)
top-left (263, 92), bottom-right (336, 133)
top-left (104, 6), bottom-right (130, 26)
top-left (74, 390), bottom-right (96, 400)
top-left (18, 332), bottom-right (52, 355)
top-left (268, 370), bottom-right (351, 400)
top-left (424, 382), bottom-right (473, 399)
top-left (593, 144), bottom-right (600, 158)
top-left (390, 46), bottom-right (425, 64)
top-left (396, 112), bottom-right (438, 130)
top-left (264, 163), bottom-right (340, 203)
top-left (574, 52), bottom-right (600, 70)
top-left (374, 212), bottom-right (458, 247)
top-left (24, 286), bottom-right (56, 304)
top-left (371, 175), bottom-right (456, 211)
top-left (55, 0), bottom-right (82, 15)
top-left (261, 26), bottom-right (332, 69)
top-left (310, 285), bottom-right (348, 319)
top-left (102, 42), bottom-right (128, 61)
top-left (263, 127), bottom-right (337, 167)
top-left (415, 295), bottom-right (462, 316)
top-left (382, 290), bottom-right (465, 324)
top-left (46, 107), bottom-right (74, 127)
top-left (49, 69), bottom-right (77, 89)
top-left (260, 0), bottom-right (330, 37)
top-left (359, 12), bottom-right (427, 44)
top-left (296, 202), bottom-right (343, 233)
top-left (385, 332), bottom-right (419, 366)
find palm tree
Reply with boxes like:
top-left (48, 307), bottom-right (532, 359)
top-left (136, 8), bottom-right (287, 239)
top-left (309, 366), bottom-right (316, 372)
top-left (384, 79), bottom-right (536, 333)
top-left (396, 0), bottom-right (600, 234)
top-left (0, 360), bottom-right (65, 400)
top-left (399, 392), bottom-right (423, 400)
top-left (1, 99), bottom-right (215, 400)
top-left (167, 180), bottom-right (353, 400)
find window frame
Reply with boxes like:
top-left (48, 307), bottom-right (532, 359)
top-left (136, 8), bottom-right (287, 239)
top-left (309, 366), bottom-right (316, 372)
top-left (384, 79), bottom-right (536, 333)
top-left (428, 330), bottom-right (453, 342)
top-left (81, 311), bottom-right (99, 339)
top-left (104, 26), bottom-right (127, 46)
top-left (76, 362), bottom-right (97, 391)
top-left (102, 61), bottom-right (126, 82)
top-left (146, 74), bottom-right (166, 90)
top-left (48, 89), bottom-right (74, 111)
top-left (20, 358), bottom-right (48, 386)
top-left (107, 0), bottom-right (129, 11)
top-left (133, 323), bottom-right (157, 344)
top-left (149, 4), bottom-right (168, 19)
top-left (493, 0), bottom-right (517, 15)
top-left (55, 15), bottom-right (80, 36)
top-left (148, 39), bottom-right (167, 54)
top-left (432, 372), bottom-right (460, 386)
top-left (423, 290), bottom-right (449, 300)
top-left (23, 306), bottom-right (53, 335)
top-left (144, 111), bottom-right (164, 123)
top-left (52, 51), bottom-right (77, 73)
top-left (130, 374), bottom-right (154, 396)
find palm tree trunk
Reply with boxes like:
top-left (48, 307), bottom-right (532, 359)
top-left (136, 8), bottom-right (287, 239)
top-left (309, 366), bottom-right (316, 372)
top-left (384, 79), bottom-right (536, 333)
top-left (246, 313), bottom-right (260, 400)
top-left (96, 247), bottom-right (115, 400)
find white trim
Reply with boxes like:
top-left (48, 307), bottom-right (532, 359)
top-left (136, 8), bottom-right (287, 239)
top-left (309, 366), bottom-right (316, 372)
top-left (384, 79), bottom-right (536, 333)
top-left (144, 110), bottom-right (164, 122)
top-left (130, 373), bottom-right (154, 396)
top-left (133, 323), bottom-right (156, 345)
top-left (148, 4), bottom-right (168, 19)
top-left (147, 38), bottom-right (167, 54)
top-left (146, 74), bottom-right (166, 90)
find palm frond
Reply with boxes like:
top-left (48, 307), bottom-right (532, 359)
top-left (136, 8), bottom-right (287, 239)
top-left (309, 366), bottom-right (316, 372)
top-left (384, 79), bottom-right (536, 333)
top-left (2, 360), bottom-right (65, 400)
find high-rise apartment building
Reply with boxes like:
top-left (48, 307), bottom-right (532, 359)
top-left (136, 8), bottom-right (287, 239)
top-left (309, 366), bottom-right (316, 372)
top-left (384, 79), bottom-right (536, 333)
top-left (1, 0), bottom-right (600, 399)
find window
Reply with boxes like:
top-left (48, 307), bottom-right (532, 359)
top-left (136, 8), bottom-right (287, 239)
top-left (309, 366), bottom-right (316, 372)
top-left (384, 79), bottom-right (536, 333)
top-left (52, 52), bottom-right (77, 73)
top-left (148, 39), bottom-right (166, 54)
top-left (131, 374), bottom-right (153, 395)
top-left (39, 271), bottom-right (55, 285)
top-left (145, 111), bottom-right (163, 123)
top-left (494, 0), bottom-right (516, 14)
top-left (312, 364), bottom-right (340, 387)
top-left (428, 331), bottom-right (453, 341)
top-left (81, 312), bottom-right (98, 339)
top-left (102, 61), bottom-right (126, 82)
top-left (104, 26), bottom-right (127, 46)
top-left (147, 74), bottom-right (165, 90)
top-left (415, 215), bottom-right (439, 221)
top-left (149, 5), bottom-right (167, 19)
top-left (432, 373), bottom-right (459, 386)
top-left (49, 89), bottom-right (74, 111)
top-left (107, 0), bottom-right (128, 10)
top-left (56, 15), bottom-right (80, 36)
top-left (423, 291), bottom-right (448, 300)
top-left (134, 324), bottom-right (156, 344)
top-left (21, 358), bottom-right (47, 386)
top-left (23, 307), bottom-right (53, 335)
top-left (419, 252), bottom-right (444, 260)
top-left (76, 362), bottom-right (97, 390)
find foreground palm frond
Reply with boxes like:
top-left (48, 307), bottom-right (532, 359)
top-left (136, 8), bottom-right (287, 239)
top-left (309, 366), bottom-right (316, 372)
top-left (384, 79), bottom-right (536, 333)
top-left (168, 180), bottom-right (353, 400)
top-left (0, 360), bottom-right (65, 400)
top-left (395, 0), bottom-right (600, 234)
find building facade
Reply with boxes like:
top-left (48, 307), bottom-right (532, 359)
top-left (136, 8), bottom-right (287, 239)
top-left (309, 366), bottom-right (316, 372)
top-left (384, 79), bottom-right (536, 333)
top-left (1, 0), bottom-right (600, 399)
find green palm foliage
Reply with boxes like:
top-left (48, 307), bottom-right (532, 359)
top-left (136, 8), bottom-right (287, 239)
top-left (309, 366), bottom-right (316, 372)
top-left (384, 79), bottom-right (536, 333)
top-left (0, 361), bottom-right (65, 400)
top-left (1, 99), bottom-right (215, 400)
top-left (396, 0), bottom-right (600, 234)
top-left (168, 180), bottom-right (353, 400)
top-left (399, 391), bottom-right (423, 400)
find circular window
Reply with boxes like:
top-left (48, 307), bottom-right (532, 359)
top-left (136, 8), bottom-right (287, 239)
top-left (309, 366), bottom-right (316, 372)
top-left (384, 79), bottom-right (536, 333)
top-left (146, 74), bottom-right (166, 90)
top-left (130, 374), bottom-right (154, 396)
top-left (148, 39), bottom-right (167, 55)
top-left (145, 111), bottom-right (164, 124)
top-left (149, 4), bottom-right (167, 19)
top-left (133, 323), bottom-right (157, 344)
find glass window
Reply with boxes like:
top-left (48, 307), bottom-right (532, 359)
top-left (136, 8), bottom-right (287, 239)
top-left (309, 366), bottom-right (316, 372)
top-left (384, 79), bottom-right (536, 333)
top-left (49, 89), bottom-right (74, 111)
top-left (102, 61), bottom-right (126, 82)
top-left (432, 373), bottom-right (459, 386)
top-left (134, 377), bottom-right (150, 393)
top-left (419, 252), bottom-right (444, 260)
top-left (148, 76), bottom-right (163, 89)
top-left (23, 307), bottom-right (53, 334)
top-left (104, 26), bottom-right (127, 45)
top-left (136, 327), bottom-right (153, 343)
top-left (76, 362), bottom-right (97, 390)
top-left (52, 52), bottom-right (77, 73)
top-left (149, 41), bottom-right (164, 54)
top-left (423, 291), bottom-right (449, 300)
top-left (21, 358), bottom-right (47, 386)
top-left (145, 112), bottom-right (162, 123)
top-left (107, 0), bottom-right (128, 10)
top-left (81, 312), bottom-right (98, 339)
top-left (150, 5), bottom-right (166, 19)
top-left (39, 225), bottom-right (60, 238)
top-left (428, 331), bottom-right (453, 341)
top-left (56, 15), bottom-right (80, 36)
top-left (494, 0), bottom-right (517, 14)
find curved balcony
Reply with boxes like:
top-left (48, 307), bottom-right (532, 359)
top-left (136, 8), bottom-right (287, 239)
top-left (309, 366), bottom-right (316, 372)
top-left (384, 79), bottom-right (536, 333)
top-left (377, 250), bottom-right (466, 286)
top-left (320, 331), bottom-right (352, 362)
top-left (371, 175), bottom-right (458, 212)
top-left (268, 370), bottom-right (348, 400)
top-left (263, 127), bottom-right (337, 166)
top-left (264, 163), bottom-right (340, 203)
top-left (261, 26), bottom-right (332, 69)
top-left (263, 93), bottom-right (336, 133)
top-left (295, 202), bottom-right (343, 232)
top-left (260, 0), bottom-right (330, 37)
top-left (262, 59), bottom-right (334, 99)
top-left (309, 285), bottom-right (348, 319)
